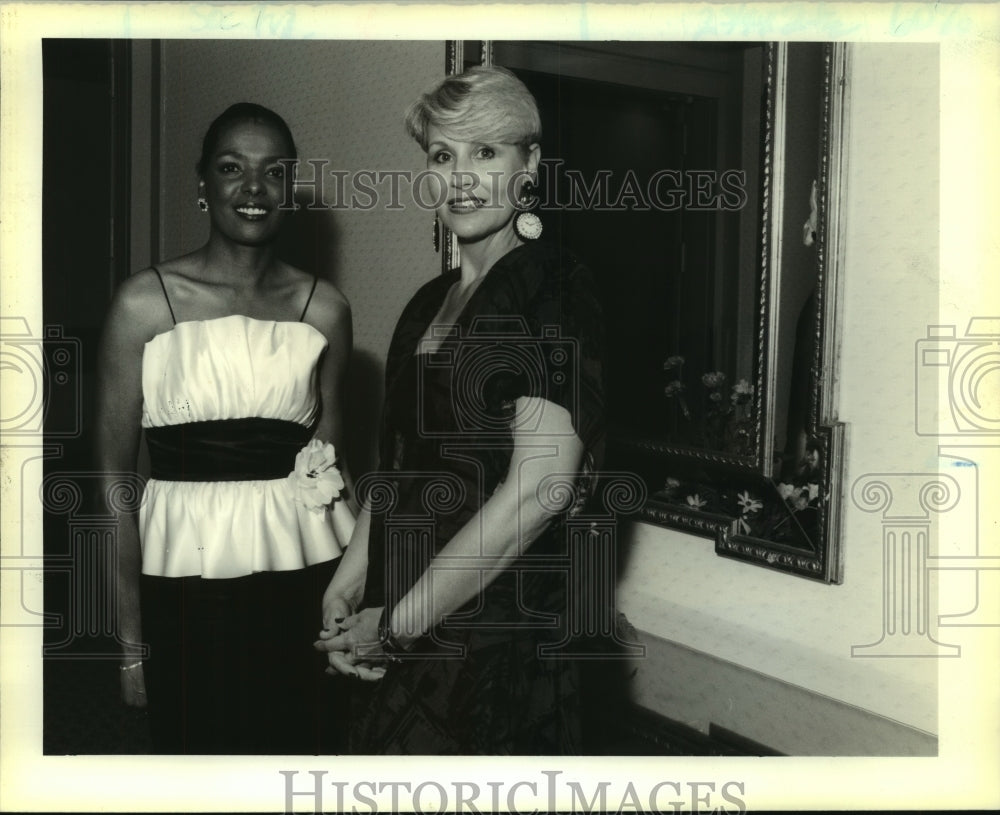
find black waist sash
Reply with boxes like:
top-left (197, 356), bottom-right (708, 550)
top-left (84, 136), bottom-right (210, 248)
top-left (145, 418), bottom-right (313, 482)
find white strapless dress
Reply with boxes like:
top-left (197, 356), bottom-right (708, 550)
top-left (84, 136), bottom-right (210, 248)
top-left (138, 315), bottom-right (353, 578)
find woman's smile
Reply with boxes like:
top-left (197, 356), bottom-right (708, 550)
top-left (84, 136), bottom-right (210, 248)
top-left (447, 194), bottom-right (486, 214)
top-left (234, 203), bottom-right (271, 220)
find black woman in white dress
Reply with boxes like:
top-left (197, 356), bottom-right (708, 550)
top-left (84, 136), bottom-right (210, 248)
top-left (95, 103), bottom-right (355, 754)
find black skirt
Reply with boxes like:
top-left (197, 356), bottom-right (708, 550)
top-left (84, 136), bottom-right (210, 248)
top-left (139, 558), bottom-right (348, 754)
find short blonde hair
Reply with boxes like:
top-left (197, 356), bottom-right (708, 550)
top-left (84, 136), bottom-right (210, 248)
top-left (404, 65), bottom-right (542, 153)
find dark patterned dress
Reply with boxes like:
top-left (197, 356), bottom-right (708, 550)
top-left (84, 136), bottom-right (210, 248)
top-left (349, 240), bottom-right (605, 754)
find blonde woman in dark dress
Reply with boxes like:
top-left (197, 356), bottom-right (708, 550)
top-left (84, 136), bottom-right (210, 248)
top-left (316, 67), bottom-right (605, 754)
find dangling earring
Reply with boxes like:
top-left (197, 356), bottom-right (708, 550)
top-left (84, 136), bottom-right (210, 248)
top-left (433, 212), bottom-right (440, 253)
top-left (197, 196), bottom-right (209, 212)
top-left (513, 179), bottom-right (542, 241)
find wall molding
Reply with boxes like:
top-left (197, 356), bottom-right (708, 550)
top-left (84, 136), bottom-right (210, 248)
top-left (624, 631), bottom-right (937, 756)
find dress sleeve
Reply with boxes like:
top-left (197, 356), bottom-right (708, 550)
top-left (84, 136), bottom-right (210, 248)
top-left (501, 258), bottom-right (606, 462)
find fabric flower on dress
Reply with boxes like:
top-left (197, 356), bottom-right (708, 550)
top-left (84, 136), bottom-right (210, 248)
top-left (288, 439), bottom-right (345, 512)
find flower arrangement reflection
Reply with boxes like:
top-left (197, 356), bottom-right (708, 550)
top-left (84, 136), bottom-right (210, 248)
top-left (661, 444), bottom-right (823, 546)
top-left (774, 446), bottom-right (822, 521)
top-left (662, 356), bottom-right (754, 455)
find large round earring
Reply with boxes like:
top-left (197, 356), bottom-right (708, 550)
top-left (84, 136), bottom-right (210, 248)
top-left (514, 211), bottom-right (542, 241)
top-left (197, 196), bottom-right (209, 212)
top-left (513, 179), bottom-right (542, 241)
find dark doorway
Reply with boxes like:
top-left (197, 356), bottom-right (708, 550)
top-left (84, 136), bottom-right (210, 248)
top-left (42, 38), bottom-right (151, 753)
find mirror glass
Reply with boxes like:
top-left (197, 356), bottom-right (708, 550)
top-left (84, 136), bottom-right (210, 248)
top-left (490, 41), bottom-right (769, 461)
top-left (455, 41), bottom-right (847, 582)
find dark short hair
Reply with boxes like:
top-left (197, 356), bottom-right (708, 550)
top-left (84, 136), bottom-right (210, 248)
top-left (196, 102), bottom-right (297, 176)
top-left (404, 65), bottom-right (541, 153)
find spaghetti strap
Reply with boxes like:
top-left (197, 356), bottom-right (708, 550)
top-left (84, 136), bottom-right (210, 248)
top-left (299, 276), bottom-right (319, 322)
top-left (151, 266), bottom-right (177, 325)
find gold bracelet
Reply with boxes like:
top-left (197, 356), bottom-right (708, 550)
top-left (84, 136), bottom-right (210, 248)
top-left (119, 662), bottom-right (143, 672)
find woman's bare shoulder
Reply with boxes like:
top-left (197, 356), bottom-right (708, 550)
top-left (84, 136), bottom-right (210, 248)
top-left (302, 275), bottom-right (351, 337)
top-left (105, 268), bottom-right (176, 344)
top-left (141, 252), bottom-right (205, 286)
top-left (312, 277), bottom-right (350, 314)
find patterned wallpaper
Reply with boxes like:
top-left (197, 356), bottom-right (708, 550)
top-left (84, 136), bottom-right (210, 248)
top-left (158, 40), bottom-right (443, 473)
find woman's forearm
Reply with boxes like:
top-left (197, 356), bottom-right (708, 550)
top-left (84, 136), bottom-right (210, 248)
top-left (325, 506), bottom-right (370, 605)
top-left (389, 399), bottom-right (585, 645)
top-left (104, 488), bottom-right (144, 656)
top-left (388, 475), bottom-right (561, 643)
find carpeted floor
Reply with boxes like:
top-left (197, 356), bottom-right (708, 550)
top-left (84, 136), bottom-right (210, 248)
top-left (44, 656), bottom-right (153, 754)
top-left (42, 652), bottom-right (731, 756)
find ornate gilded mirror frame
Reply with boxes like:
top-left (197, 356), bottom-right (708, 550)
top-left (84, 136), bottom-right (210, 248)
top-left (447, 41), bottom-right (850, 582)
